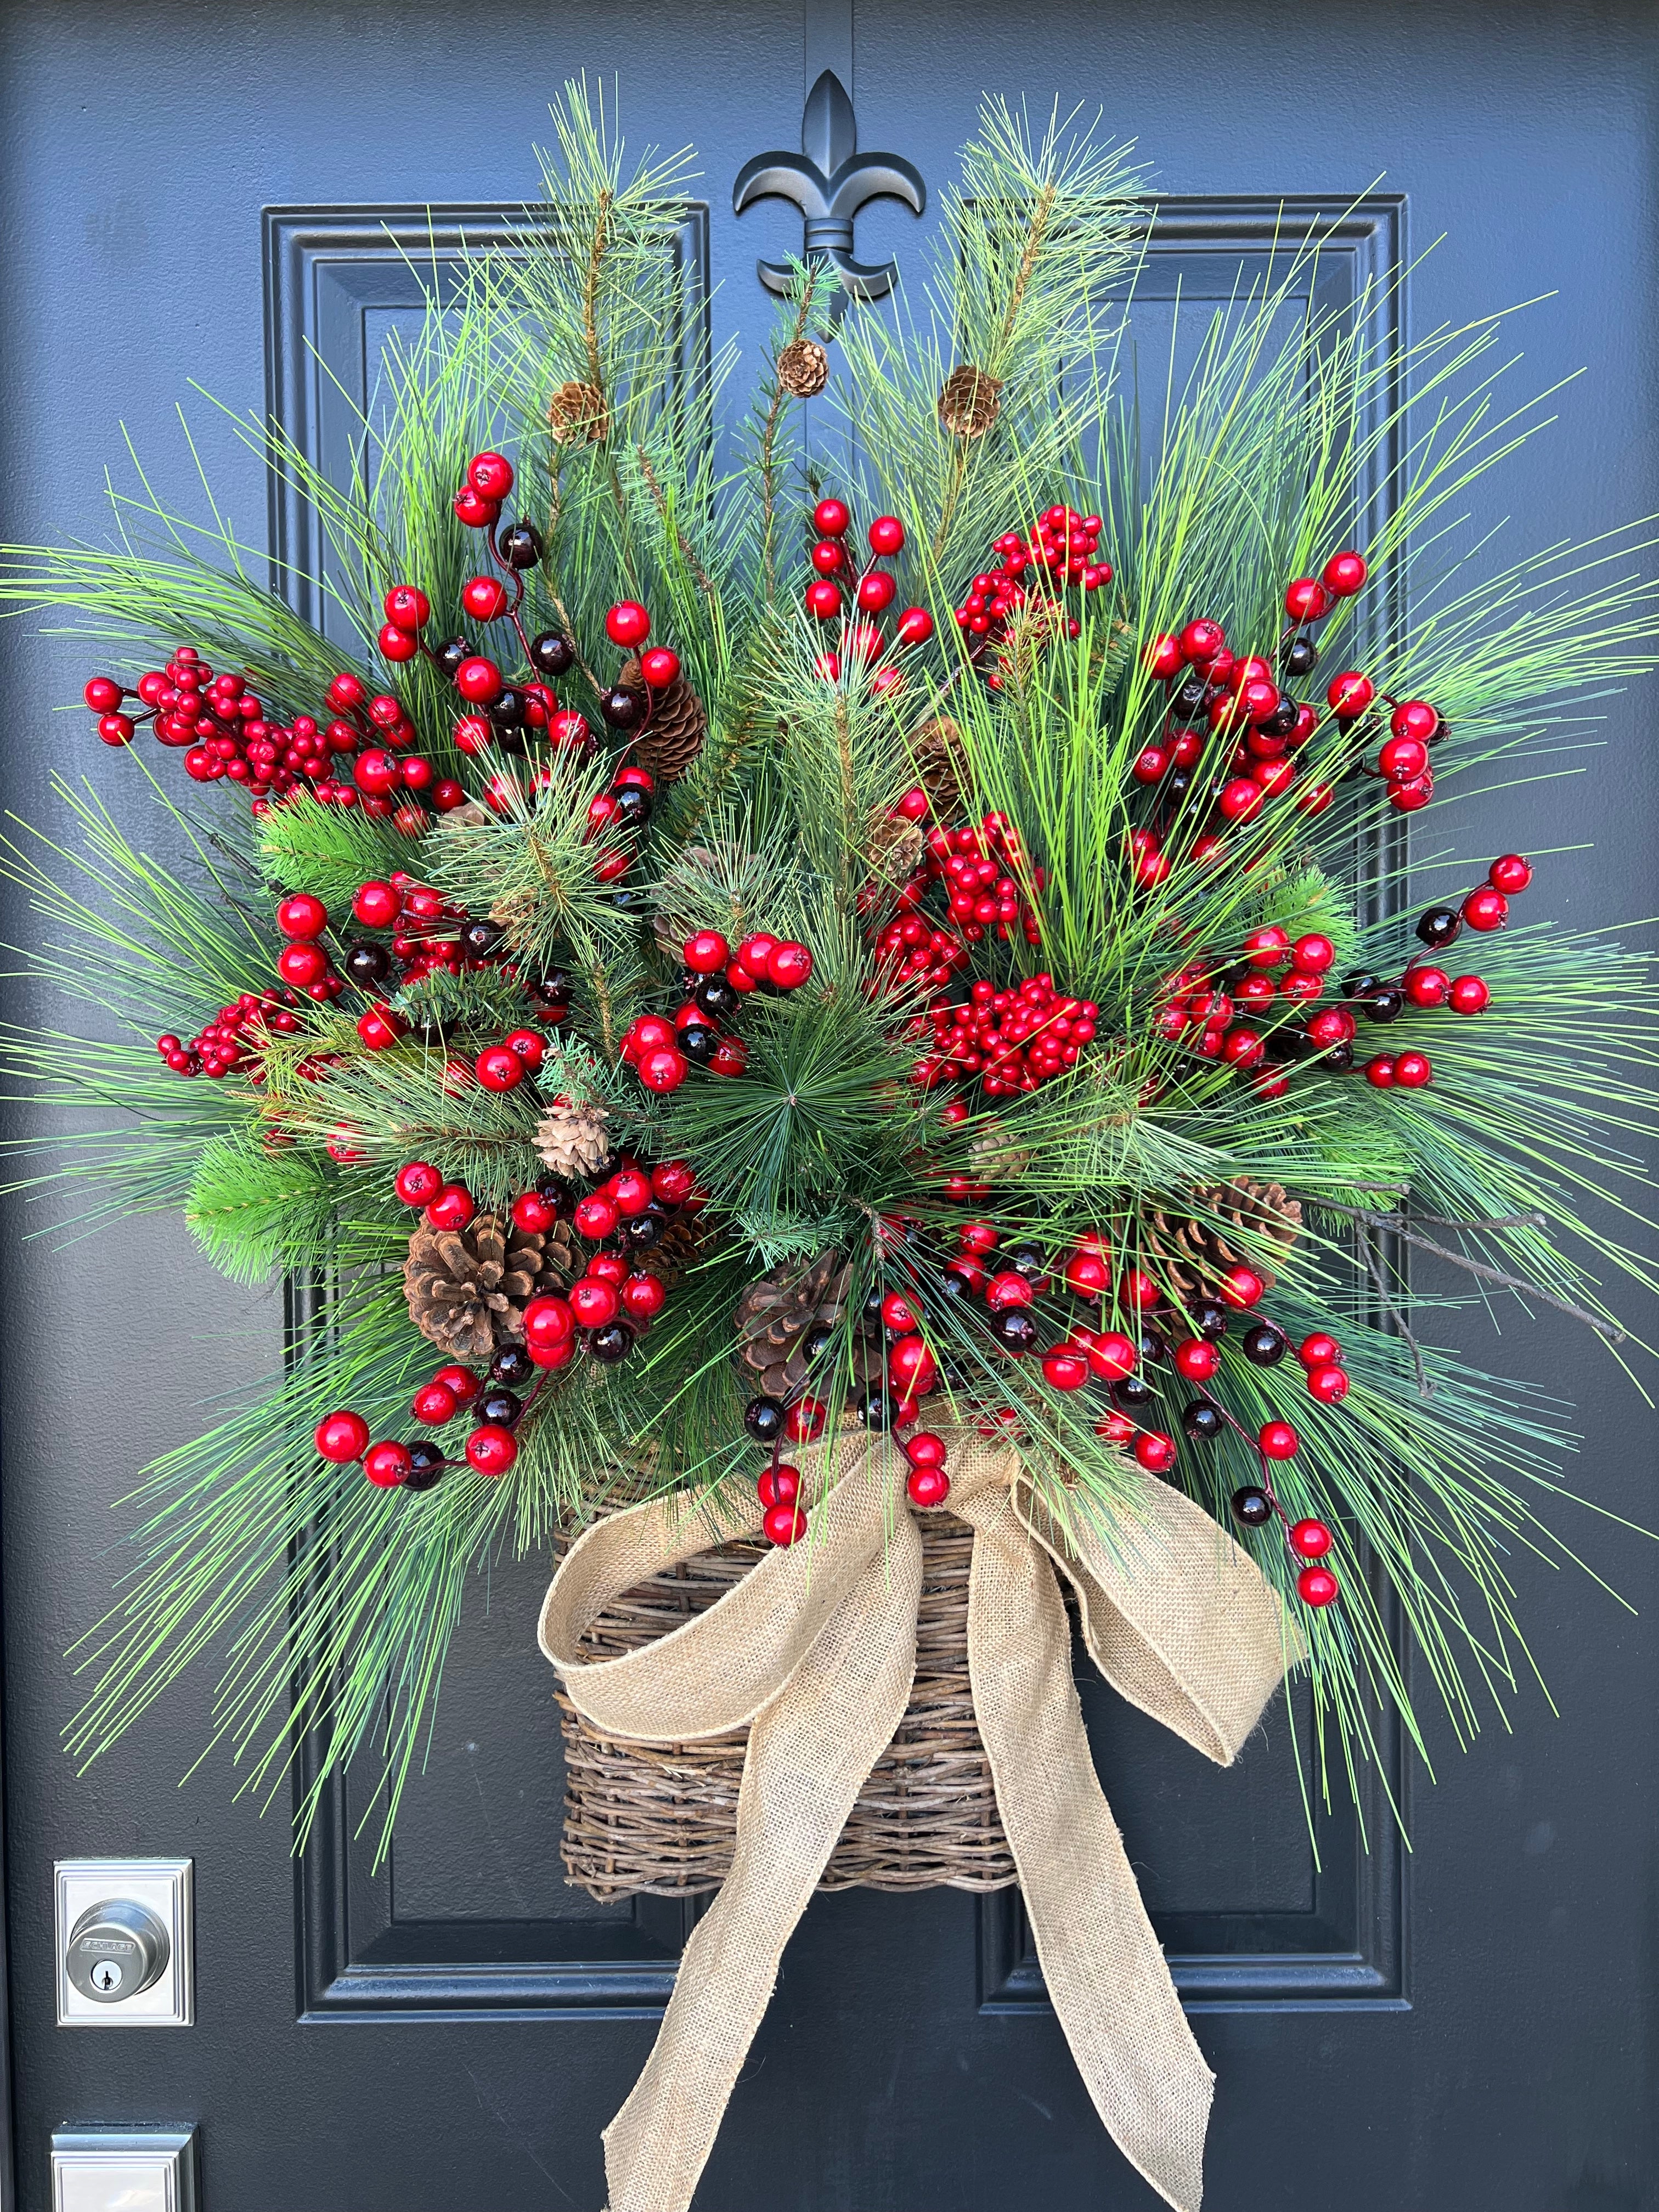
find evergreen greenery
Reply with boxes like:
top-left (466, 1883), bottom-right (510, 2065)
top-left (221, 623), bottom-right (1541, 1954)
top-left (1, 85), bottom-right (1656, 1854)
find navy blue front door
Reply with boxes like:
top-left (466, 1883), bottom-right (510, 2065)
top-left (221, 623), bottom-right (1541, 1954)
top-left (2, 4), bottom-right (1656, 2207)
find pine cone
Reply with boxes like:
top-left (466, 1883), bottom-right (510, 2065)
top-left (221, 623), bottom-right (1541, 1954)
top-left (938, 364), bottom-right (1003, 438)
top-left (777, 338), bottom-right (830, 398)
top-left (909, 716), bottom-right (969, 822)
top-left (735, 1249), bottom-right (850, 1399)
top-left (620, 656), bottom-right (707, 785)
top-left (536, 1096), bottom-right (612, 1182)
top-left (1142, 1180), bottom-right (1304, 1305)
top-left (404, 1212), bottom-right (573, 1361)
top-left (642, 1212), bottom-right (706, 1290)
top-left (865, 806), bottom-right (926, 894)
top-left (549, 380), bottom-right (608, 443)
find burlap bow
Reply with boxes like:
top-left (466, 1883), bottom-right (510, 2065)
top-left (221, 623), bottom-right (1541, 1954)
top-left (539, 1428), bottom-right (1294, 2212)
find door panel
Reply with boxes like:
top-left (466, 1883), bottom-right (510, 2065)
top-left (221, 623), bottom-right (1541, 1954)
top-left (2, 4), bottom-right (1656, 2209)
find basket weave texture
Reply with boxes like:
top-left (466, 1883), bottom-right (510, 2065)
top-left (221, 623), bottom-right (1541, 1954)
top-left (556, 1513), bottom-right (1017, 1899)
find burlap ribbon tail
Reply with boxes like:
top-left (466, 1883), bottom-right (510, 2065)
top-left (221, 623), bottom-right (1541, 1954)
top-left (538, 1429), bottom-right (1293, 2212)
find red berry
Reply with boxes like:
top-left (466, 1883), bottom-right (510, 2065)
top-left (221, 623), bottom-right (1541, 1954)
top-left (354, 879), bottom-right (399, 928)
top-left (640, 1046), bottom-right (689, 1092)
top-left (890, 1335), bottom-right (939, 1395)
top-left (1297, 1564), bottom-right (1339, 1607)
top-left (651, 1160), bottom-right (696, 1205)
top-left (1173, 1338), bottom-right (1218, 1381)
top-left (364, 1440), bottom-right (413, 1488)
top-left (766, 941), bottom-right (813, 990)
top-left (868, 515), bottom-right (905, 556)
top-left (455, 656), bottom-right (504, 704)
top-left (394, 1160), bottom-right (442, 1207)
top-left (906, 1466), bottom-right (950, 1509)
top-left (1218, 777), bottom-right (1264, 822)
top-left (606, 601), bottom-right (651, 648)
top-left (905, 1432), bottom-right (948, 1471)
top-left (1133, 1431), bottom-right (1176, 1474)
top-left (1284, 578), bottom-right (1331, 622)
top-left (1290, 1517), bottom-right (1333, 1559)
top-left (574, 1193), bottom-right (619, 1240)
top-left (1322, 551), bottom-right (1368, 596)
top-left (639, 647), bottom-right (681, 689)
top-left (1306, 1364), bottom-right (1350, 1404)
top-left (1327, 671), bottom-right (1375, 719)
top-left (503, 1029), bottom-right (546, 1071)
top-left (512, 1190), bottom-right (556, 1233)
top-left (857, 569), bottom-right (896, 613)
top-left (1364, 1054), bottom-right (1396, 1088)
top-left (1299, 1332), bottom-right (1342, 1369)
top-left (383, 584), bottom-right (431, 630)
top-left (1259, 1420), bottom-right (1300, 1460)
top-left (476, 1045), bottom-right (525, 1091)
top-left (1390, 700), bottom-right (1439, 743)
top-left (276, 893), bottom-right (329, 939)
top-left (97, 713), bottom-right (136, 745)
top-left (1180, 618), bottom-right (1224, 663)
top-left (462, 575), bottom-right (509, 622)
top-left (1488, 853), bottom-right (1532, 895)
top-left (685, 929), bottom-right (730, 973)
top-left (83, 675), bottom-right (124, 713)
top-left (881, 1290), bottom-right (922, 1331)
top-left (757, 1463), bottom-right (801, 1511)
top-left (276, 941), bottom-right (328, 988)
top-left (570, 1277), bottom-right (619, 1327)
top-left (426, 1183), bottom-right (476, 1232)
top-left (1218, 1265), bottom-right (1265, 1310)
top-left (814, 497), bottom-right (851, 537)
top-left (1243, 926), bottom-right (1291, 967)
top-left (1065, 1250), bottom-right (1110, 1300)
top-left (805, 579), bottom-right (842, 619)
top-left (1403, 965), bottom-right (1449, 1008)
top-left (1041, 1350), bottom-right (1091, 1392)
top-left (1378, 735), bottom-right (1428, 781)
top-left (620, 1272), bottom-right (667, 1321)
top-left (960, 1221), bottom-right (1000, 1255)
top-left (522, 1299), bottom-right (574, 1356)
top-left (895, 606), bottom-right (934, 645)
top-left (764, 1502), bottom-right (808, 1546)
top-left (429, 1364), bottom-right (478, 1408)
top-left (709, 1037), bottom-right (748, 1076)
top-left (413, 1381), bottom-right (460, 1426)
top-left (465, 1424), bottom-right (517, 1476)
top-left (468, 452), bottom-right (515, 501)
top-left (1085, 1330), bottom-right (1137, 1381)
top-left (784, 1396), bottom-right (827, 1443)
top-left (1291, 933), bottom-right (1334, 974)
top-left (1462, 887), bottom-right (1508, 932)
top-left (315, 1409), bottom-right (370, 1463)
top-left (1448, 974), bottom-right (1489, 1014)
top-left (1117, 1269), bottom-right (1159, 1310)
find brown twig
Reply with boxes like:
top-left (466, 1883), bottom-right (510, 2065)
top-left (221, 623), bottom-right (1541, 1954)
top-left (1358, 1227), bottom-right (1433, 1398)
top-left (1318, 1200), bottom-right (1627, 1345)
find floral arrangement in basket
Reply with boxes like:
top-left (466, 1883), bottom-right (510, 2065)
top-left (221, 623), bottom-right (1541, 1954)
top-left (5, 88), bottom-right (1659, 2212)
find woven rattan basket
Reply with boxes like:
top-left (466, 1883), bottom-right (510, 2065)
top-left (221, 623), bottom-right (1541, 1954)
top-left (556, 1514), bottom-right (1016, 1899)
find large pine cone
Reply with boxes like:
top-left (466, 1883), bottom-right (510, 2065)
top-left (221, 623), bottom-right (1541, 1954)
top-left (1142, 1180), bottom-right (1303, 1304)
top-left (536, 1096), bottom-right (612, 1183)
top-left (736, 1249), bottom-right (850, 1398)
top-left (622, 654), bottom-right (707, 785)
top-left (404, 1212), bottom-right (576, 1362)
top-left (938, 363), bottom-right (1003, 438)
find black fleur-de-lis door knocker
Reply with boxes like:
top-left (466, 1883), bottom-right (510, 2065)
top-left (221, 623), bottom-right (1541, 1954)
top-left (733, 68), bottom-right (926, 318)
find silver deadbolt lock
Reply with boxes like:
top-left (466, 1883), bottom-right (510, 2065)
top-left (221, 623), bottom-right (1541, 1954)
top-left (65, 1898), bottom-right (171, 2005)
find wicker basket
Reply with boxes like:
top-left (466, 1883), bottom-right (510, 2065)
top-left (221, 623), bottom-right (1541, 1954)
top-left (556, 1514), bottom-right (1016, 1899)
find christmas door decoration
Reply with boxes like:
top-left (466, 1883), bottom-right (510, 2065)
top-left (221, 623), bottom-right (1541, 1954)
top-left (5, 89), bottom-right (1658, 2212)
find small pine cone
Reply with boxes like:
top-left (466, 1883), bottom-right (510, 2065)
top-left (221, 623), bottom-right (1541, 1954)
top-left (620, 656), bottom-right (707, 785)
top-left (866, 807), bottom-right (926, 893)
top-left (938, 364), bottom-right (1004, 438)
top-left (968, 1120), bottom-right (1032, 1184)
top-left (536, 1095), bottom-right (612, 1183)
top-left (910, 715), bottom-right (969, 822)
top-left (776, 338), bottom-right (830, 399)
top-left (404, 1212), bottom-right (568, 1362)
top-left (549, 380), bottom-right (608, 443)
top-left (1143, 1179), bottom-right (1304, 1304)
top-left (735, 1248), bottom-right (850, 1400)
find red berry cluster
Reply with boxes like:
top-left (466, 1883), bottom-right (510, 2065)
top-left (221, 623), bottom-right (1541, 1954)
top-left (619, 929), bottom-right (813, 1095)
top-left (154, 989), bottom-right (300, 1080)
top-left (802, 499), bottom-right (932, 688)
top-left (578, 762), bottom-right (656, 884)
top-left (870, 810), bottom-right (1048, 995)
top-left (914, 974), bottom-right (1100, 1097)
top-left (952, 505), bottom-right (1112, 657)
